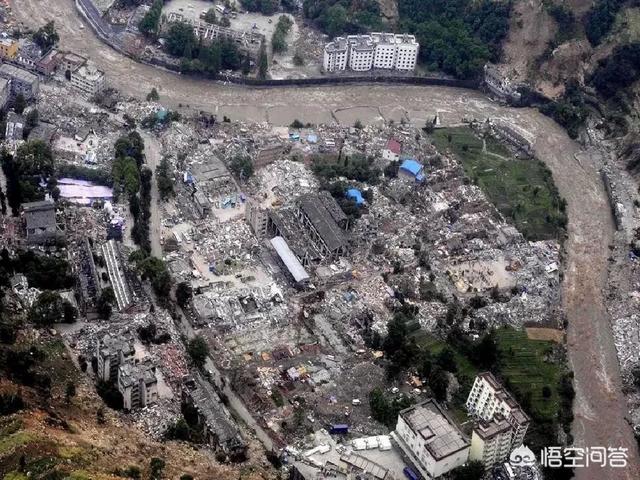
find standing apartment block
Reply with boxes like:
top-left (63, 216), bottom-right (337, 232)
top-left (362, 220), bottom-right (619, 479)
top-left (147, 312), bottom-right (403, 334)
top-left (466, 372), bottom-right (530, 468)
top-left (323, 32), bottom-right (419, 73)
top-left (71, 62), bottom-right (106, 96)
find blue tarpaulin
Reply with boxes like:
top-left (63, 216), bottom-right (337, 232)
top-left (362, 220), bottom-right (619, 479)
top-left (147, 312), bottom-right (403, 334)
top-left (400, 159), bottom-right (423, 176)
top-left (346, 188), bottom-right (364, 205)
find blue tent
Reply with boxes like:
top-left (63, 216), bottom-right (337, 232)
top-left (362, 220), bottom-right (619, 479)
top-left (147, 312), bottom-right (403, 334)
top-left (400, 159), bottom-right (423, 176)
top-left (346, 188), bottom-right (364, 206)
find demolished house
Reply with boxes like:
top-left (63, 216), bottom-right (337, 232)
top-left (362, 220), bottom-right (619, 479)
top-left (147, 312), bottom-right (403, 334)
top-left (182, 375), bottom-right (246, 457)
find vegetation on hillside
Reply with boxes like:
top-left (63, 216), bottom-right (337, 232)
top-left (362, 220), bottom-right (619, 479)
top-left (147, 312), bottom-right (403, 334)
top-left (303, 0), bottom-right (510, 79)
top-left (590, 42), bottom-right (640, 98)
top-left (585, 0), bottom-right (626, 46)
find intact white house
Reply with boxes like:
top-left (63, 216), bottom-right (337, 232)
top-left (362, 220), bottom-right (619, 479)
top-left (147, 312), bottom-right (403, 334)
top-left (71, 62), bottom-right (106, 97)
top-left (323, 32), bottom-right (419, 73)
top-left (394, 399), bottom-right (470, 478)
top-left (466, 372), bottom-right (530, 468)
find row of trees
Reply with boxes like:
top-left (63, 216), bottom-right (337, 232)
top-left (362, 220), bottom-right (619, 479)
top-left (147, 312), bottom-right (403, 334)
top-left (241, 0), bottom-right (280, 15)
top-left (271, 15), bottom-right (293, 54)
top-left (139, 0), bottom-right (163, 37)
top-left (165, 22), bottom-right (247, 77)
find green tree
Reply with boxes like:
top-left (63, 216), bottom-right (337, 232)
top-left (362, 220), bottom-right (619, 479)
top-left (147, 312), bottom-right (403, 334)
top-left (229, 154), bottom-right (254, 179)
top-left (65, 381), bottom-right (76, 403)
top-left (166, 22), bottom-right (197, 58)
top-left (139, 0), bottom-right (163, 37)
top-left (156, 157), bottom-right (175, 200)
top-left (324, 4), bottom-right (347, 37)
top-left (176, 281), bottom-right (193, 308)
top-left (204, 8), bottom-right (217, 24)
top-left (187, 335), bottom-right (209, 369)
top-left (149, 457), bottom-right (166, 480)
top-left (146, 88), bottom-right (160, 101)
top-left (33, 21), bottom-right (59, 50)
top-left (15, 140), bottom-right (54, 176)
top-left (429, 367), bottom-right (449, 402)
top-left (28, 291), bottom-right (76, 326)
top-left (258, 41), bottom-right (268, 79)
top-left (97, 287), bottom-right (115, 320)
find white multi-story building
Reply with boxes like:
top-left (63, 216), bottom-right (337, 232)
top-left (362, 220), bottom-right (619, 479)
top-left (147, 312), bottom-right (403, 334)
top-left (371, 32), bottom-right (397, 69)
top-left (466, 372), bottom-right (530, 468)
top-left (394, 399), bottom-right (470, 479)
top-left (395, 34), bottom-right (420, 71)
top-left (469, 415), bottom-right (514, 467)
top-left (323, 32), bottom-right (419, 73)
top-left (71, 62), bottom-right (106, 96)
top-left (323, 37), bottom-right (348, 72)
top-left (347, 35), bottom-right (375, 71)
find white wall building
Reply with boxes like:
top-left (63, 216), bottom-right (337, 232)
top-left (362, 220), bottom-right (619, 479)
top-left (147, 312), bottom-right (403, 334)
top-left (71, 62), bottom-right (106, 96)
top-left (395, 34), bottom-right (420, 71)
top-left (323, 37), bottom-right (348, 72)
top-left (323, 32), bottom-right (419, 73)
top-left (347, 35), bottom-right (375, 71)
top-left (469, 415), bottom-right (514, 468)
top-left (466, 372), bottom-right (530, 468)
top-left (371, 32), bottom-right (397, 69)
top-left (394, 399), bottom-right (470, 478)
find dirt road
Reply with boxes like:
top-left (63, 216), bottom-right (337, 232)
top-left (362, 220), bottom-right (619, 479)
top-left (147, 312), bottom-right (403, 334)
top-left (12, 0), bottom-right (640, 476)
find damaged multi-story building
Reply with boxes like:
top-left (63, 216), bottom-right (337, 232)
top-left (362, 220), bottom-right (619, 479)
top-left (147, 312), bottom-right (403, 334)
top-left (182, 375), bottom-right (247, 458)
top-left (95, 331), bottom-right (136, 382)
top-left (164, 12), bottom-right (264, 59)
top-left (247, 192), bottom-right (350, 273)
top-left (118, 358), bottom-right (159, 411)
top-left (102, 239), bottom-right (135, 312)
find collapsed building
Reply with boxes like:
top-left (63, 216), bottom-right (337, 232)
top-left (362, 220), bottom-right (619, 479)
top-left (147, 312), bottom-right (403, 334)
top-left (247, 192), bottom-right (350, 272)
top-left (102, 239), bottom-right (135, 312)
top-left (164, 12), bottom-right (263, 58)
top-left (182, 375), bottom-right (247, 457)
top-left (118, 358), bottom-right (159, 411)
top-left (96, 331), bottom-right (136, 382)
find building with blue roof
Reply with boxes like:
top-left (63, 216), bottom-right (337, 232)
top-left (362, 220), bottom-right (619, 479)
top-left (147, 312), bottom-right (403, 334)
top-left (346, 188), bottom-right (364, 206)
top-left (399, 159), bottom-right (425, 182)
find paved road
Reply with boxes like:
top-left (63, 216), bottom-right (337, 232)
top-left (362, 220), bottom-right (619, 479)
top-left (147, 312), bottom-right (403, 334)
top-left (139, 131), bottom-right (163, 257)
top-left (13, 0), bottom-right (640, 476)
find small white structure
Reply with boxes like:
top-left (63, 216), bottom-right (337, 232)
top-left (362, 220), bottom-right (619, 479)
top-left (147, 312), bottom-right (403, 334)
top-left (382, 138), bottom-right (402, 162)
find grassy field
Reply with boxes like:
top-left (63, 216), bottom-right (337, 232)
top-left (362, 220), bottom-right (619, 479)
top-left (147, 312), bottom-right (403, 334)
top-left (494, 327), bottom-right (562, 421)
top-left (414, 328), bottom-right (563, 421)
top-left (432, 127), bottom-right (567, 241)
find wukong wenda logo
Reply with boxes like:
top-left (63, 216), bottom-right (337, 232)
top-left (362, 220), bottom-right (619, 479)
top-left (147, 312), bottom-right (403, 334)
top-left (509, 445), bottom-right (536, 467)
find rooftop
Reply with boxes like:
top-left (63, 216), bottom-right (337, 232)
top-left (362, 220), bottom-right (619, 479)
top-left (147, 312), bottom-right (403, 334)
top-left (118, 359), bottom-right (157, 388)
top-left (270, 236), bottom-right (310, 284)
top-left (23, 201), bottom-right (56, 230)
top-left (298, 194), bottom-right (348, 252)
top-left (385, 138), bottom-right (401, 155)
top-left (399, 399), bottom-right (470, 461)
top-left (0, 63), bottom-right (38, 83)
